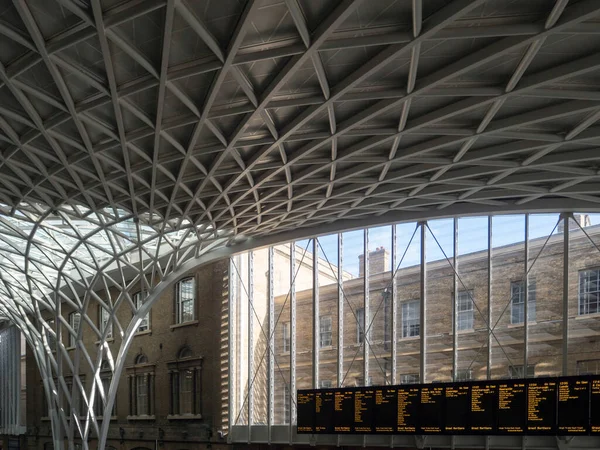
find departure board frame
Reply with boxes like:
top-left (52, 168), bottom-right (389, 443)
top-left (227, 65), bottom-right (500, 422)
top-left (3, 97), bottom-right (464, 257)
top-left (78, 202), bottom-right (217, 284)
top-left (297, 375), bottom-right (600, 436)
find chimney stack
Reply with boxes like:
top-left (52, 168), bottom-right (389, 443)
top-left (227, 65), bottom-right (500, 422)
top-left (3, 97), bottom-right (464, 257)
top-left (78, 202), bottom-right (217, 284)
top-left (359, 246), bottom-right (389, 277)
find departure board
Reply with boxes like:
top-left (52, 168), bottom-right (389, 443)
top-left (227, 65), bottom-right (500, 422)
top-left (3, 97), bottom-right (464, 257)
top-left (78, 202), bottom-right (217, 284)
top-left (315, 390), bottom-right (335, 433)
top-left (297, 390), bottom-right (315, 433)
top-left (333, 389), bottom-right (354, 433)
top-left (397, 385), bottom-right (419, 433)
top-left (354, 388), bottom-right (375, 433)
top-left (373, 387), bottom-right (396, 433)
top-left (557, 377), bottom-right (589, 434)
top-left (419, 385), bottom-right (445, 434)
top-left (590, 378), bottom-right (600, 434)
top-left (470, 382), bottom-right (498, 434)
top-left (527, 379), bottom-right (557, 434)
top-left (445, 383), bottom-right (470, 433)
top-left (497, 381), bottom-right (527, 434)
top-left (298, 375), bottom-right (600, 436)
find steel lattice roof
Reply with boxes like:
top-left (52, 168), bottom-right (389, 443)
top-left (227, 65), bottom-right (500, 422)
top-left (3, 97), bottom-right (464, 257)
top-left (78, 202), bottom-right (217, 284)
top-left (0, 0), bottom-right (599, 238)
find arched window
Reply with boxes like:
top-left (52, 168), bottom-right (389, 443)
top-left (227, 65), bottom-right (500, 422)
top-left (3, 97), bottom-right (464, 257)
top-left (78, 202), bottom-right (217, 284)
top-left (128, 354), bottom-right (154, 417)
top-left (178, 346), bottom-right (192, 359)
top-left (175, 277), bottom-right (196, 324)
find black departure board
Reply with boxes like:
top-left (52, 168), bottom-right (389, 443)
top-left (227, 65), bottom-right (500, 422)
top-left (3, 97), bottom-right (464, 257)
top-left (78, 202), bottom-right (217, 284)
top-left (527, 379), bottom-right (557, 434)
top-left (297, 390), bottom-right (315, 433)
top-left (373, 387), bottom-right (396, 433)
top-left (470, 382), bottom-right (498, 434)
top-left (354, 388), bottom-right (375, 433)
top-left (445, 383), bottom-right (470, 433)
top-left (397, 385), bottom-right (419, 433)
top-left (590, 378), bottom-right (600, 434)
top-left (333, 389), bottom-right (354, 433)
top-left (558, 377), bottom-right (589, 434)
top-left (298, 375), bottom-right (600, 436)
top-left (315, 390), bottom-right (335, 433)
top-left (419, 385), bottom-right (445, 434)
top-left (497, 380), bottom-right (527, 434)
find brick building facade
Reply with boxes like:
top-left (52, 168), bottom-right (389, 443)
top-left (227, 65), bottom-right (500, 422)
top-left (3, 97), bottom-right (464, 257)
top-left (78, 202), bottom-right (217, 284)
top-left (23, 218), bottom-right (600, 449)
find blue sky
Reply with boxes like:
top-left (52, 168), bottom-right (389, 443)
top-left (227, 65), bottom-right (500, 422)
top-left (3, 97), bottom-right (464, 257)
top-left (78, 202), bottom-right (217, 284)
top-left (297, 213), bottom-right (600, 278)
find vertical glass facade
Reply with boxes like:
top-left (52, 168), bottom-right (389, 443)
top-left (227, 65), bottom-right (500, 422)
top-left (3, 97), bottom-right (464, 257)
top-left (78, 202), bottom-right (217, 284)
top-left (229, 213), bottom-right (600, 439)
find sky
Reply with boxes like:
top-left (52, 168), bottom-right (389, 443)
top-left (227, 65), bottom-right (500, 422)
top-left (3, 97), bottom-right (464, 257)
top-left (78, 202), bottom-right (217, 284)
top-left (296, 213), bottom-right (600, 278)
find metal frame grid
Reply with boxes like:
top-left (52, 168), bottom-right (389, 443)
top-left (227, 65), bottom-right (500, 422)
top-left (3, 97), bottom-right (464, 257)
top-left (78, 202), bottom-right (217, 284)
top-left (229, 212), bottom-right (600, 449)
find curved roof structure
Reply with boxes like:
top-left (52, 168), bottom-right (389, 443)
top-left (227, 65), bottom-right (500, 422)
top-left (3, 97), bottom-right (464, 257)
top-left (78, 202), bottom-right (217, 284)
top-left (0, 0), bottom-right (599, 237)
top-left (1, 2), bottom-right (600, 447)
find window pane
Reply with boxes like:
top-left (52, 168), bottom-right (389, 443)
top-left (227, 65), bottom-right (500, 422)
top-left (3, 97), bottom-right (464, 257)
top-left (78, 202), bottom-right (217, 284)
top-left (177, 278), bottom-right (195, 323)
top-left (180, 370), bottom-right (194, 414)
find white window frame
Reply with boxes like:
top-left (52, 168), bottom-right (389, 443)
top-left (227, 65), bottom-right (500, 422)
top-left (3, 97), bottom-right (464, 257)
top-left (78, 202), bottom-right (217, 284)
top-left (457, 290), bottom-right (474, 331)
top-left (319, 315), bottom-right (332, 348)
top-left (401, 300), bottom-right (420, 338)
top-left (68, 311), bottom-right (80, 348)
top-left (508, 364), bottom-right (535, 378)
top-left (356, 308), bottom-right (371, 344)
top-left (99, 306), bottom-right (113, 339)
top-left (510, 279), bottom-right (536, 324)
top-left (282, 322), bottom-right (290, 353)
top-left (399, 373), bottom-right (419, 384)
top-left (579, 269), bottom-right (600, 315)
top-left (133, 291), bottom-right (150, 332)
top-left (176, 277), bottom-right (196, 324)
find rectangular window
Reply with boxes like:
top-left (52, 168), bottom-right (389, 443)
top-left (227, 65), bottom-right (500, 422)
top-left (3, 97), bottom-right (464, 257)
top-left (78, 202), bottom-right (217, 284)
top-left (457, 290), bottom-right (474, 331)
top-left (576, 359), bottom-right (600, 375)
top-left (319, 316), bottom-right (332, 348)
top-left (176, 277), bottom-right (196, 323)
top-left (136, 375), bottom-right (148, 415)
top-left (319, 380), bottom-right (332, 388)
top-left (133, 291), bottom-right (150, 332)
top-left (180, 369), bottom-right (194, 414)
top-left (95, 376), bottom-right (114, 417)
top-left (99, 306), bottom-right (113, 339)
top-left (65, 378), bottom-right (85, 416)
top-left (283, 385), bottom-right (290, 424)
top-left (68, 312), bottom-right (80, 348)
top-left (46, 319), bottom-right (56, 351)
top-left (510, 279), bottom-right (536, 324)
top-left (399, 373), bottom-right (419, 384)
top-left (456, 369), bottom-right (472, 381)
top-left (508, 364), bottom-right (535, 379)
top-left (401, 300), bottom-right (420, 338)
top-left (356, 308), bottom-right (371, 343)
top-left (579, 269), bottom-right (600, 315)
top-left (282, 322), bottom-right (290, 353)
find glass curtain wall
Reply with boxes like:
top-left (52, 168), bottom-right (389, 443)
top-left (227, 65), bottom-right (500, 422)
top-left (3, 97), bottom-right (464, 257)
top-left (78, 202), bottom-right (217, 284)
top-left (229, 213), bottom-right (600, 432)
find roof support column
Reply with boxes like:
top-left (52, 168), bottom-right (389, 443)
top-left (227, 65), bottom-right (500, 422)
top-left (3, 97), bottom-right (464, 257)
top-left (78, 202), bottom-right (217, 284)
top-left (420, 221), bottom-right (427, 383)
